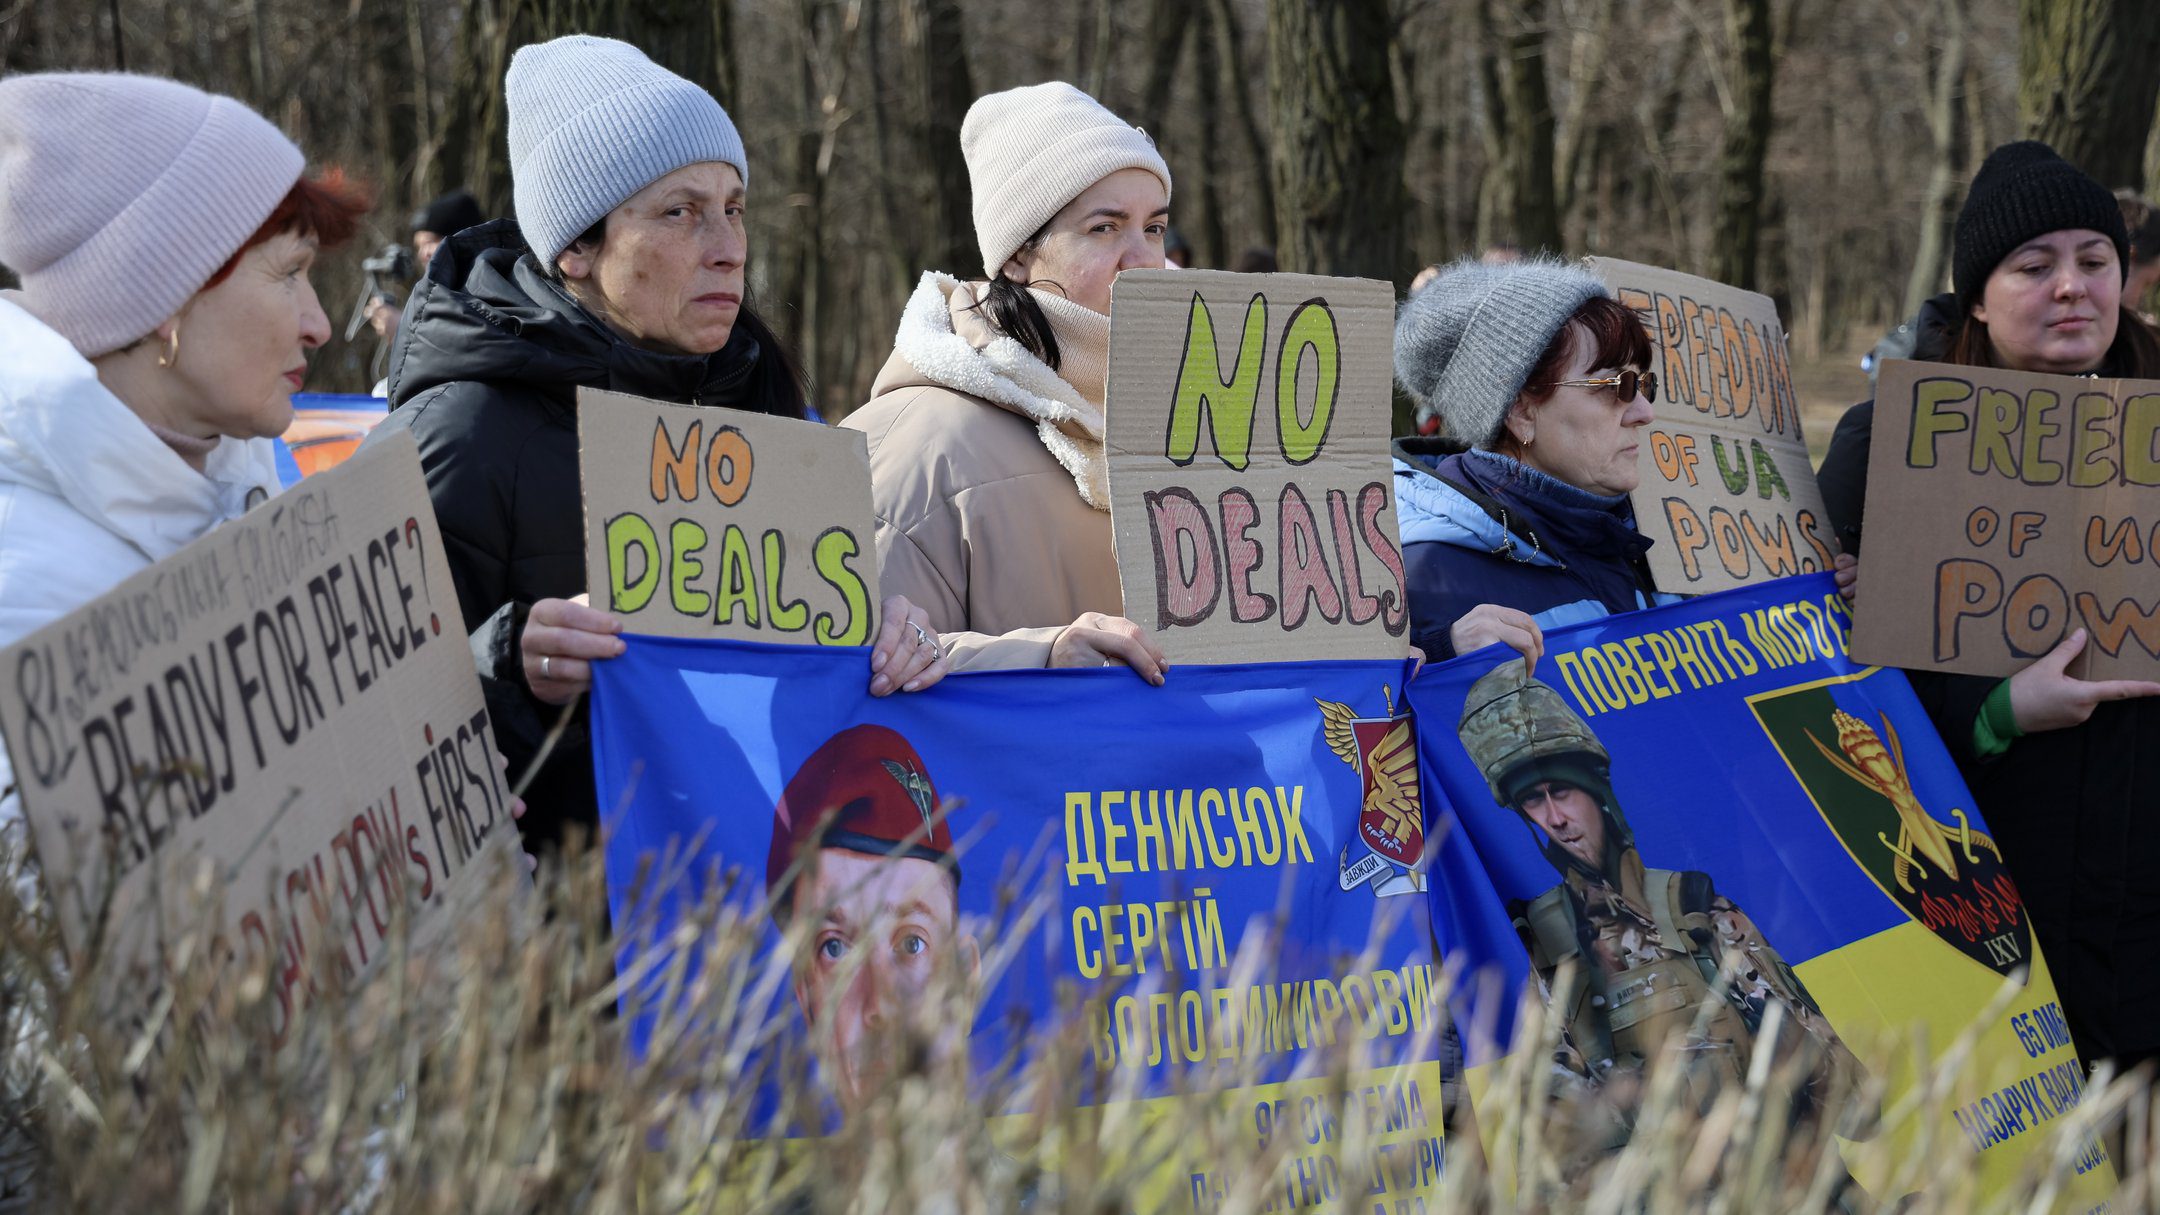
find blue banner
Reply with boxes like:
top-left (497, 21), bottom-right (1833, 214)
top-left (593, 639), bottom-right (1508, 1197)
top-left (1408, 572), bottom-right (2107, 1194)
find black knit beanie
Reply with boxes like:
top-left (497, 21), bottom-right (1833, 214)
top-left (1953, 141), bottom-right (2129, 305)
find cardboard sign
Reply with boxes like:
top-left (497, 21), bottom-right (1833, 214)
top-left (1850, 360), bottom-right (2160, 680)
top-left (1105, 270), bottom-right (1409, 663)
top-left (1589, 258), bottom-right (1837, 593)
top-left (578, 388), bottom-right (880, 644)
top-left (0, 434), bottom-right (511, 1043)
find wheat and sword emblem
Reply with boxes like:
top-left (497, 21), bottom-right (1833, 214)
top-left (1805, 708), bottom-right (2000, 893)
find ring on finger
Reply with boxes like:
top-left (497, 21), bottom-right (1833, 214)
top-left (908, 620), bottom-right (933, 649)
top-left (541, 654), bottom-right (553, 679)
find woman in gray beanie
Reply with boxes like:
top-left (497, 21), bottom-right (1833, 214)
top-left (363, 35), bottom-right (949, 853)
top-left (841, 82), bottom-right (1171, 680)
top-left (1815, 141), bottom-right (2160, 1077)
top-left (1391, 258), bottom-right (1677, 668)
top-left (0, 71), bottom-right (366, 838)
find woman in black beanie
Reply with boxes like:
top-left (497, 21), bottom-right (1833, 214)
top-left (1817, 141), bottom-right (2160, 1076)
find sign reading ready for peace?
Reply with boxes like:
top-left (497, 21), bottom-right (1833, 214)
top-left (1105, 269), bottom-right (1409, 664)
top-left (578, 387), bottom-right (880, 645)
top-left (1589, 258), bottom-right (1837, 594)
top-left (1853, 359), bottom-right (2160, 680)
top-left (0, 434), bottom-right (513, 1045)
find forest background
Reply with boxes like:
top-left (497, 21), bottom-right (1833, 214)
top-left (5, 0), bottom-right (2158, 446)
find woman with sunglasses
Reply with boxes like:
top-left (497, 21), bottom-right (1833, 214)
top-left (1391, 259), bottom-right (1674, 669)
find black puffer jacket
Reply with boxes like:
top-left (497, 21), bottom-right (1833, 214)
top-left (361, 220), bottom-right (783, 849)
top-left (1818, 293), bottom-right (2160, 1073)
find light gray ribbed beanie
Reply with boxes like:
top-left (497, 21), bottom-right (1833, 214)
top-left (0, 72), bottom-right (304, 358)
top-left (963, 82), bottom-right (1172, 279)
top-left (1394, 258), bottom-right (1609, 448)
top-left (506, 35), bottom-right (748, 267)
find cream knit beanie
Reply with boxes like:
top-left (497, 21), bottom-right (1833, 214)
top-left (0, 72), bottom-right (304, 357)
top-left (962, 82), bottom-right (1172, 279)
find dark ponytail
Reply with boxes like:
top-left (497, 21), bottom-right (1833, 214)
top-left (964, 226), bottom-right (1062, 370)
top-left (977, 275), bottom-right (1062, 371)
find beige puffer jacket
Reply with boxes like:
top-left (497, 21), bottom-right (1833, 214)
top-left (843, 272), bottom-right (1120, 669)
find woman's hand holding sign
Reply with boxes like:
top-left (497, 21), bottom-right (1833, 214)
top-left (523, 595), bottom-right (625, 705)
top-left (523, 592), bottom-right (952, 703)
top-left (2007, 628), bottom-right (2160, 734)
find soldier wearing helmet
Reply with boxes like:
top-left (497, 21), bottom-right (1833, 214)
top-left (769, 724), bottom-right (981, 1109)
top-left (1458, 659), bottom-right (1868, 1146)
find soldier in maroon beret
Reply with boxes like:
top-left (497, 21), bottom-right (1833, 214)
top-left (769, 724), bottom-right (979, 1106)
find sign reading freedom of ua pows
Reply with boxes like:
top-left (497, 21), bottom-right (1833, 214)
top-left (1589, 258), bottom-right (1837, 593)
top-left (592, 643), bottom-right (1479, 1206)
top-left (1852, 360), bottom-right (2160, 680)
top-left (578, 387), bottom-right (879, 644)
top-left (0, 434), bottom-right (512, 1045)
top-left (1409, 574), bottom-right (2111, 1199)
top-left (1105, 270), bottom-right (1410, 664)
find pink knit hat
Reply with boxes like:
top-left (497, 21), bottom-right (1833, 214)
top-left (0, 72), bottom-right (305, 357)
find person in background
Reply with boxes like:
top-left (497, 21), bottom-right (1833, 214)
top-left (1817, 141), bottom-right (2160, 1075)
top-left (364, 37), bottom-right (949, 856)
top-left (842, 82), bottom-right (1171, 679)
top-left (0, 71), bottom-right (367, 824)
top-left (365, 188), bottom-right (490, 356)
top-left (1163, 225), bottom-right (1194, 269)
top-left (412, 188), bottom-right (486, 269)
top-left (1232, 247), bottom-right (1278, 274)
top-left (2117, 189), bottom-right (2160, 323)
top-left (1390, 259), bottom-right (1678, 667)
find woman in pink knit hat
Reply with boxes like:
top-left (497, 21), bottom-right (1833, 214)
top-left (0, 72), bottom-right (368, 832)
top-left (843, 82), bottom-right (1173, 682)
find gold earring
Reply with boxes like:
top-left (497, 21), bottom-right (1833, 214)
top-left (156, 327), bottom-right (182, 369)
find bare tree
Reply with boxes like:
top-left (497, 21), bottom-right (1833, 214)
top-left (1709, 0), bottom-right (1775, 289)
top-left (1904, 0), bottom-right (1970, 316)
top-left (2018, 0), bottom-right (2160, 190)
top-left (1266, 0), bottom-right (1408, 281)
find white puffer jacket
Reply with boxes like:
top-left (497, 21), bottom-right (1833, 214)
top-left (0, 298), bottom-right (280, 841)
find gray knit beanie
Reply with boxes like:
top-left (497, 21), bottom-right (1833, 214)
top-left (1394, 258), bottom-right (1610, 448)
top-left (506, 35), bottom-right (749, 267)
top-left (0, 72), bottom-right (304, 357)
top-left (963, 82), bottom-right (1172, 279)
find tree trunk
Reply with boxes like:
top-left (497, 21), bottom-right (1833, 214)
top-left (1499, 0), bottom-right (1560, 253)
top-left (1136, 0), bottom-right (1192, 140)
top-left (1266, 0), bottom-right (1404, 281)
top-left (1709, 0), bottom-right (1774, 289)
top-left (1903, 0), bottom-right (1969, 318)
top-left (1208, 0), bottom-right (1276, 251)
top-left (2018, 0), bottom-right (2160, 190)
top-left (1192, 0), bottom-right (1227, 268)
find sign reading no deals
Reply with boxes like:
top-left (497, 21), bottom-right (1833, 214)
top-left (579, 387), bottom-right (881, 645)
top-left (1589, 258), bottom-right (1837, 594)
top-left (1853, 359), bottom-right (2160, 680)
top-left (1105, 269), bottom-right (1409, 664)
top-left (0, 435), bottom-right (512, 1043)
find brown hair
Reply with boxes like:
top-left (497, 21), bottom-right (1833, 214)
top-left (1494, 294), bottom-right (1654, 453)
top-left (201, 167), bottom-right (371, 291)
top-left (1943, 307), bottom-right (2160, 378)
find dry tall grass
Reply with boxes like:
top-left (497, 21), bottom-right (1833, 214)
top-left (0, 831), bottom-right (2149, 1214)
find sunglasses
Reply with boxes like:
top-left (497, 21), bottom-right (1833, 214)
top-left (1549, 369), bottom-right (1658, 404)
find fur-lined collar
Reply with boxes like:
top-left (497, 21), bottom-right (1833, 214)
top-left (890, 272), bottom-right (1108, 510)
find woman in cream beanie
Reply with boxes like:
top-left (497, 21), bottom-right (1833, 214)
top-left (842, 81), bottom-right (1173, 680)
